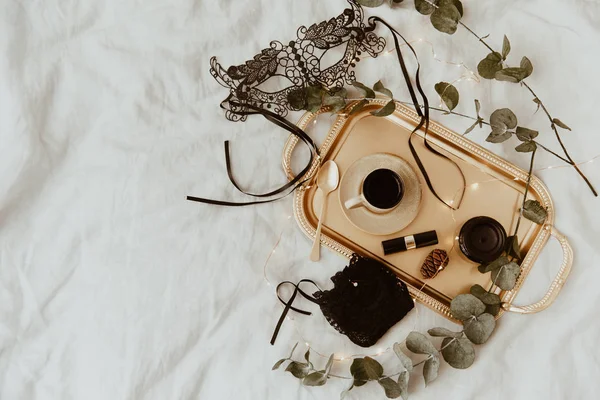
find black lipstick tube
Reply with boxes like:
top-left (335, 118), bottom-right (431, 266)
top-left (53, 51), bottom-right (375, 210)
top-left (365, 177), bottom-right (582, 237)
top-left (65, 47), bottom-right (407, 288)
top-left (382, 230), bottom-right (438, 255)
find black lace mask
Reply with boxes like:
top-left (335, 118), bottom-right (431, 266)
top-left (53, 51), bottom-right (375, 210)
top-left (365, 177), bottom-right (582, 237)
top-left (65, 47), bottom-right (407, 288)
top-left (188, 0), bottom-right (465, 211)
top-left (271, 254), bottom-right (414, 348)
top-left (209, 0), bottom-right (385, 122)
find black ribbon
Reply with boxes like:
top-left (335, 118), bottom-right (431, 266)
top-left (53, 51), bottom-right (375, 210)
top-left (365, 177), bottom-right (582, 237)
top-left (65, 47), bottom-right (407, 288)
top-left (270, 279), bottom-right (321, 345)
top-left (368, 17), bottom-right (465, 210)
top-left (186, 99), bottom-right (319, 206)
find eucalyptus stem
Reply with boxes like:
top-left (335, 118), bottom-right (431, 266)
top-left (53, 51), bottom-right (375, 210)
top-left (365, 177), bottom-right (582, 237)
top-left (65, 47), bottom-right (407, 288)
top-left (513, 148), bottom-right (537, 238)
top-left (458, 21), bottom-right (495, 53)
top-left (395, 100), bottom-right (572, 164)
top-left (521, 82), bottom-right (598, 196)
top-left (292, 337), bottom-right (459, 383)
top-left (457, 21), bottom-right (597, 196)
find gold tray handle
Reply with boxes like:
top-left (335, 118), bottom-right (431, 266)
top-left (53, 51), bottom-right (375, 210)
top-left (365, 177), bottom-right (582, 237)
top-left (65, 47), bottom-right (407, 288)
top-left (502, 226), bottom-right (573, 314)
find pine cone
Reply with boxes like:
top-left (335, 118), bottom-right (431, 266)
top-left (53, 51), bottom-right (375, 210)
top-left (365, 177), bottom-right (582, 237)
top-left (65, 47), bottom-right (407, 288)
top-left (420, 249), bottom-right (450, 279)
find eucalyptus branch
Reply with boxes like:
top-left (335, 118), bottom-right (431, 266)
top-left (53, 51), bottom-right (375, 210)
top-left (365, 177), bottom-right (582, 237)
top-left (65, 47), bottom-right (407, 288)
top-left (456, 21), bottom-right (597, 196)
top-left (521, 81), bottom-right (597, 196)
top-left (513, 148), bottom-right (537, 238)
top-left (458, 21), bottom-right (495, 53)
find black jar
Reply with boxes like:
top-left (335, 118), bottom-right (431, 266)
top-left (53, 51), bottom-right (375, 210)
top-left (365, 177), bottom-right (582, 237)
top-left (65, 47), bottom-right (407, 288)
top-left (457, 216), bottom-right (507, 263)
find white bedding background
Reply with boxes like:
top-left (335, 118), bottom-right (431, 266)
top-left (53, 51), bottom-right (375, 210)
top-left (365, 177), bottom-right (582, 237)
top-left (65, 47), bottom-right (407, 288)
top-left (1, 1), bottom-right (599, 399)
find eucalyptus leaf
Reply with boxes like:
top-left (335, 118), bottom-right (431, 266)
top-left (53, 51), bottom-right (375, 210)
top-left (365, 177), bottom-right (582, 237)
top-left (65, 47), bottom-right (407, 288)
top-left (378, 377), bottom-right (402, 399)
top-left (515, 126), bottom-right (539, 141)
top-left (303, 371), bottom-right (328, 387)
top-left (502, 35), bottom-right (511, 59)
top-left (374, 80), bottom-right (394, 98)
top-left (322, 94), bottom-right (347, 113)
top-left (287, 88), bottom-right (307, 110)
top-left (523, 199), bottom-right (548, 224)
top-left (350, 99), bottom-right (370, 115)
top-left (289, 342), bottom-right (299, 358)
top-left (330, 86), bottom-right (348, 99)
top-left (475, 99), bottom-right (481, 116)
top-left (428, 327), bottom-right (463, 338)
top-left (470, 284), bottom-right (502, 306)
top-left (533, 97), bottom-right (542, 113)
top-left (430, 2), bottom-right (461, 35)
top-left (406, 332), bottom-right (437, 355)
top-left (434, 82), bottom-right (460, 110)
top-left (441, 337), bottom-right (475, 369)
top-left (286, 361), bottom-right (309, 379)
top-left (357, 0), bottom-right (385, 7)
top-left (515, 141), bottom-right (537, 153)
top-left (553, 118), bottom-right (572, 131)
top-left (415, 0), bottom-right (437, 15)
top-left (477, 52), bottom-right (503, 79)
top-left (272, 359), bottom-right (287, 370)
top-left (520, 56), bottom-right (533, 77)
top-left (464, 120), bottom-right (481, 135)
top-left (491, 262), bottom-right (521, 290)
top-left (353, 82), bottom-right (376, 99)
top-left (350, 356), bottom-right (384, 386)
top-left (485, 131), bottom-right (512, 143)
top-left (306, 85), bottom-right (325, 112)
top-left (305, 349), bottom-right (311, 363)
top-left (495, 67), bottom-right (529, 83)
top-left (325, 354), bottom-right (335, 375)
top-left (451, 0), bottom-right (464, 17)
top-left (450, 294), bottom-right (486, 320)
top-left (398, 370), bottom-right (409, 400)
top-left (477, 256), bottom-right (510, 274)
top-left (463, 313), bottom-right (496, 344)
top-left (371, 100), bottom-right (396, 117)
top-left (490, 108), bottom-right (518, 134)
top-left (340, 383), bottom-right (354, 400)
top-left (423, 356), bottom-right (440, 386)
top-left (506, 235), bottom-right (521, 260)
top-left (485, 303), bottom-right (501, 317)
top-left (392, 343), bottom-right (414, 372)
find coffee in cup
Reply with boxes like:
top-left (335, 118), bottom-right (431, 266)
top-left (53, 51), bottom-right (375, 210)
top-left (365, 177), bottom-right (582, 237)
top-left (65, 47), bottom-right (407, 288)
top-left (344, 168), bottom-right (404, 213)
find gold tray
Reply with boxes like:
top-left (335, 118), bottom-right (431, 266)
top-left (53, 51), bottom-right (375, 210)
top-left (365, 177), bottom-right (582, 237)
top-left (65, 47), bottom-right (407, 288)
top-left (283, 100), bottom-right (573, 322)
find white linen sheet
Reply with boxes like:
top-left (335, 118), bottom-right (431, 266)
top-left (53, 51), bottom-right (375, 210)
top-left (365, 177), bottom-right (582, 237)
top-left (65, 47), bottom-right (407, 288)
top-left (1, 0), bottom-right (599, 399)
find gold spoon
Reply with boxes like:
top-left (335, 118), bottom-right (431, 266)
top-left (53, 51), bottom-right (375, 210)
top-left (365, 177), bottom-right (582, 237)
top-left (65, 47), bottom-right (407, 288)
top-left (310, 160), bottom-right (340, 262)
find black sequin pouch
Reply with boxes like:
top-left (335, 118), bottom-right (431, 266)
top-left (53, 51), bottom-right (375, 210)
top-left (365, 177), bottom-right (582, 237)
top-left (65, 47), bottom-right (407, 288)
top-left (271, 254), bottom-right (414, 348)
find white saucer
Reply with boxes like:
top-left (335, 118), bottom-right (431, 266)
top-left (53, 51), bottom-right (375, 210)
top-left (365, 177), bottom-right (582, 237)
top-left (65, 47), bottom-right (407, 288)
top-left (338, 153), bottom-right (422, 236)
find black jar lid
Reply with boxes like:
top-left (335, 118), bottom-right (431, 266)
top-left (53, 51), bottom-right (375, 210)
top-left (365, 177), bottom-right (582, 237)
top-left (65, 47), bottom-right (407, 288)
top-left (458, 216), bottom-right (507, 263)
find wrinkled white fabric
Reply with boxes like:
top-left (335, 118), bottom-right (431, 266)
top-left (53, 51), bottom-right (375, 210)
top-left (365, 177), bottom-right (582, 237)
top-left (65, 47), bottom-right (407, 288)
top-left (1, 0), bottom-right (599, 399)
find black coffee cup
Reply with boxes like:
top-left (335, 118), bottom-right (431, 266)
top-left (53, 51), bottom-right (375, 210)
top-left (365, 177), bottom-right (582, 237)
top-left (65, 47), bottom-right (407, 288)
top-left (344, 168), bottom-right (404, 213)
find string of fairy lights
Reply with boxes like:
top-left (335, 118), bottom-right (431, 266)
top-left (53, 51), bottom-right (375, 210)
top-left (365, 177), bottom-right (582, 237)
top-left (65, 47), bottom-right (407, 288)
top-left (259, 39), bottom-right (598, 363)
